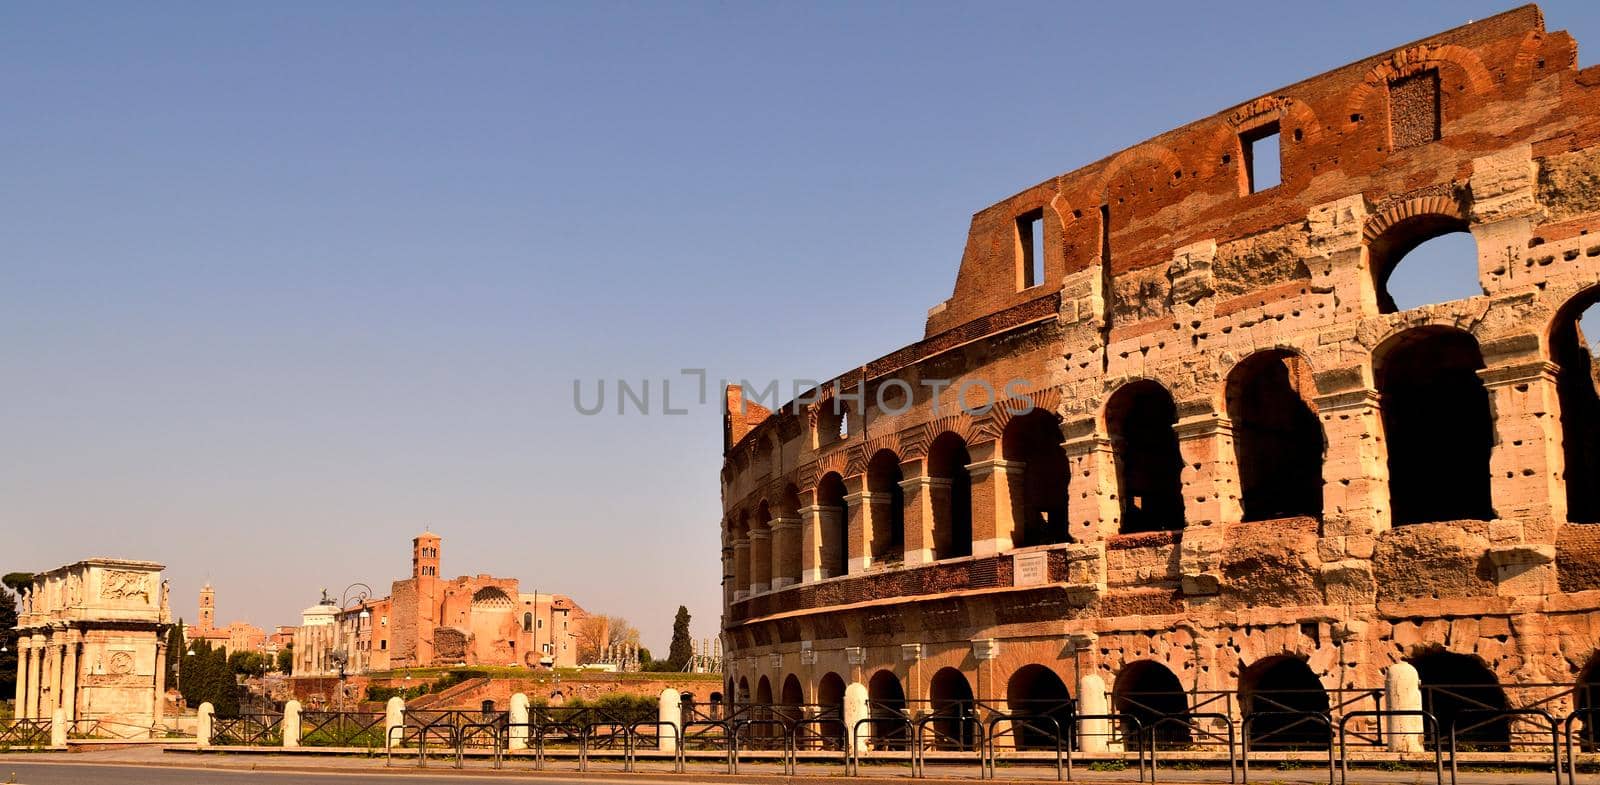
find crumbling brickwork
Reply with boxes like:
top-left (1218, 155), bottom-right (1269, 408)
top-left (717, 6), bottom-right (1600, 731)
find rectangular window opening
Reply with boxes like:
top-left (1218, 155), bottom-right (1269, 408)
top-left (1241, 122), bottom-right (1281, 193)
top-left (1016, 209), bottom-right (1044, 289)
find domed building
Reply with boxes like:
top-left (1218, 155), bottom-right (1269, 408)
top-left (718, 6), bottom-right (1600, 750)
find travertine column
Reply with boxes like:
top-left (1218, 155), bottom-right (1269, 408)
top-left (732, 537), bottom-right (751, 602)
top-left (41, 639), bottom-right (58, 721)
top-left (1385, 662), bottom-right (1423, 752)
top-left (899, 459), bottom-right (944, 565)
top-left (799, 502), bottom-right (825, 582)
top-left (769, 518), bottom-right (800, 589)
top-left (1061, 422), bottom-right (1120, 542)
top-left (749, 526), bottom-right (772, 595)
top-left (60, 636), bottom-right (78, 723)
top-left (1173, 412), bottom-right (1239, 527)
top-left (152, 637), bottom-right (167, 730)
top-left (865, 491), bottom-right (897, 563)
top-left (1077, 674), bottom-right (1110, 753)
top-left (16, 638), bottom-right (32, 720)
top-left (967, 456), bottom-right (1022, 557)
top-left (843, 475), bottom-right (874, 573)
top-left (1479, 359), bottom-right (1566, 536)
top-left (1313, 388), bottom-right (1389, 535)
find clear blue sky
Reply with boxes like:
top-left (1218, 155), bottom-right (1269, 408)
top-left (4, 2), bottom-right (1597, 652)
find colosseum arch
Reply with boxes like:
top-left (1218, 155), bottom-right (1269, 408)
top-left (866, 449), bottom-right (906, 563)
top-left (1114, 660), bottom-right (1191, 745)
top-left (815, 472), bottom-right (849, 578)
top-left (1577, 652), bottom-right (1600, 750)
top-left (868, 669), bottom-right (909, 749)
top-left (1374, 326), bottom-right (1494, 525)
top-left (1002, 408), bottom-right (1070, 546)
top-left (1225, 350), bottom-right (1325, 521)
top-left (1105, 380), bottom-right (1186, 534)
top-left (1407, 649), bottom-right (1509, 750)
top-left (1551, 286), bottom-right (1600, 523)
top-left (816, 672), bottom-right (847, 749)
top-left (1005, 664), bottom-right (1073, 750)
top-left (929, 666), bottom-right (977, 750)
top-left (1237, 655), bottom-right (1330, 749)
top-left (927, 433), bottom-right (974, 559)
top-left (1364, 199), bottom-right (1478, 313)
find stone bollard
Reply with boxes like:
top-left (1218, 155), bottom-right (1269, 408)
top-left (843, 681), bottom-right (869, 756)
top-left (385, 696), bottom-right (405, 750)
top-left (509, 693), bottom-right (529, 751)
top-left (1077, 673), bottom-right (1110, 753)
top-left (50, 708), bottom-right (67, 748)
top-left (657, 687), bottom-right (681, 753)
top-left (1386, 662), bottom-right (1424, 752)
top-left (197, 702), bottom-right (215, 747)
top-left (282, 700), bottom-right (302, 748)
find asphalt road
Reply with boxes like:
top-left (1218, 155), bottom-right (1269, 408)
top-left (0, 762), bottom-right (679, 785)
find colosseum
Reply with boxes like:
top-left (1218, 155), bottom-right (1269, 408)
top-left (719, 5), bottom-right (1600, 755)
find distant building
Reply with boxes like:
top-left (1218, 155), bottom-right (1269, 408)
top-left (183, 583), bottom-right (267, 657)
top-left (293, 531), bottom-right (584, 677)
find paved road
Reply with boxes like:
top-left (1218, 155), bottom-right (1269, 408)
top-left (0, 761), bottom-right (686, 785)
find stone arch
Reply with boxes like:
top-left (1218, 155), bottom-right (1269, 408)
top-left (1407, 649), bottom-right (1509, 750)
top-left (1345, 43), bottom-right (1495, 129)
top-left (471, 586), bottom-right (513, 608)
top-left (868, 669), bottom-right (909, 749)
top-left (927, 432), bottom-right (974, 559)
top-left (1550, 285), bottom-right (1600, 522)
top-left (778, 673), bottom-right (805, 728)
top-left (816, 472), bottom-right (849, 578)
top-left (1374, 326), bottom-right (1495, 525)
top-left (816, 672), bottom-right (847, 750)
top-left (1105, 380), bottom-right (1186, 533)
top-left (737, 676), bottom-right (751, 705)
top-left (522, 612), bottom-right (533, 633)
top-left (1225, 349), bottom-right (1326, 521)
top-left (1005, 664), bottom-right (1073, 750)
top-left (929, 666), bottom-right (977, 750)
top-left (1114, 660), bottom-right (1191, 745)
top-left (1364, 198), bottom-right (1476, 313)
top-left (1002, 408), bottom-right (1070, 546)
top-left (867, 449), bottom-right (906, 563)
top-left (1238, 655), bottom-right (1330, 749)
top-left (1576, 652), bottom-right (1600, 750)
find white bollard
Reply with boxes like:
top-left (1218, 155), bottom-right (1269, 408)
top-left (1077, 673), bottom-right (1110, 753)
top-left (197, 702), bottom-right (215, 747)
top-left (1386, 662), bottom-right (1423, 752)
top-left (658, 687), bottom-right (681, 753)
top-left (385, 696), bottom-right (405, 750)
top-left (509, 692), bottom-right (530, 751)
top-left (282, 700), bottom-right (302, 748)
top-left (844, 681), bottom-right (870, 756)
top-left (50, 707), bottom-right (67, 748)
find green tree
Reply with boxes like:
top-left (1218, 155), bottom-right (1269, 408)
top-left (179, 639), bottom-right (239, 716)
top-left (276, 644), bottom-right (294, 675)
top-left (165, 620), bottom-right (185, 692)
top-left (0, 586), bottom-right (17, 698)
top-left (228, 650), bottom-right (268, 678)
top-left (1, 573), bottom-right (33, 594)
top-left (666, 606), bottom-right (693, 672)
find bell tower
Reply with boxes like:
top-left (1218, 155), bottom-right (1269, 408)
top-left (198, 583), bottom-right (215, 631)
top-left (413, 532), bottom-right (441, 580)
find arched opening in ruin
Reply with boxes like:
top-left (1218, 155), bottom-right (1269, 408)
top-left (930, 666), bottom-right (977, 750)
top-left (709, 691), bottom-right (724, 720)
top-left (869, 669), bottom-right (909, 749)
top-left (523, 612), bottom-right (533, 633)
top-left (755, 674), bottom-right (773, 704)
top-left (777, 673), bottom-right (805, 728)
top-left (1006, 664), bottom-right (1074, 750)
top-left (817, 400), bottom-right (847, 447)
top-left (1238, 656), bottom-right (1330, 749)
top-left (816, 473), bottom-right (849, 577)
top-left (817, 672), bottom-right (847, 750)
top-left (737, 676), bottom-right (751, 706)
top-left (732, 511), bottom-right (750, 592)
top-left (754, 675), bottom-right (776, 740)
top-left (1003, 409), bottom-right (1070, 546)
top-left (1226, 350), bottom-right (1325, 521)
top-left (1409, 650), bottom-right (1509, 750)
top-left (1552, 290), bottom-right (1600, 523)
top-left (1577, 653), bottom-right (1600, 751)
top-left (753, 500), bottom-right (772, 591)
top-left (1376, 327), bottom-right (1494, 525)
top-left (1114, 660), bottom-right (1191, 746)
top-left (1106, 381), bottom-right (1186, 533)
top-left (1368, 214), bottom-right (1479, 313)
top-left (928, 433), bottom-right (974, 560)
top-left (868, 449), bottom-right (906, 563)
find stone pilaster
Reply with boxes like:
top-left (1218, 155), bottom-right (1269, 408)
top-left (1061, 421), bottom-right (1120, 542)
top-left (799, 503), bottom-right (844, 582)
top-left (1173, 410), bottom-right (1239, 527)
top-left (769, 518), bottom-right (801, 588)
top-left (967, 457), bottom-right (1024, 557)
top-left (732, 537), bottom-right (751, 602)
top-left (60, 634), bottom-right (78, 723)
top-left (1470, 144), bottom-right (1540, 296)
top-left (1312, 386), bottom-right (1386, 604)
top-left (748, 527), bottom-right (772, 595)
top-left (843, 476), bottom-right (874, 573)
top-left (1479, 359), bottom-right (1566, 540)
top-left (899, 470), bottom-right (947, 566)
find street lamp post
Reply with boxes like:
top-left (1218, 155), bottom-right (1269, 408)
top-left (331, 583), bottom-right (372, 711)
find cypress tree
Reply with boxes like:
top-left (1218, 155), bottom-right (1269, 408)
top-left (667, 606), bottom-right (693, 672)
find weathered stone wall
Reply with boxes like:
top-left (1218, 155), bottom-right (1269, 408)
top-left (717, 5), bottom-right (1600, 720)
